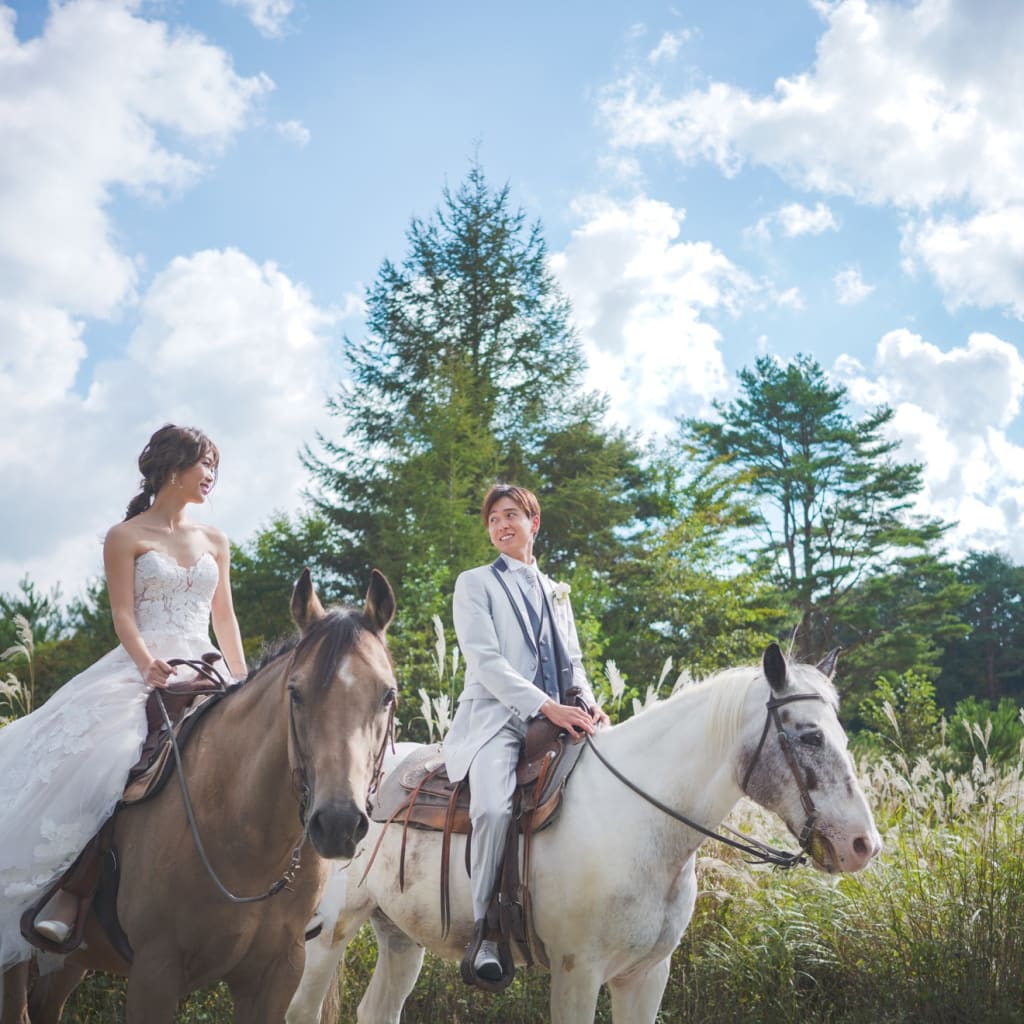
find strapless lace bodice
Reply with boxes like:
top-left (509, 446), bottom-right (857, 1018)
top-left (133, 550), bottom-right (218, 641)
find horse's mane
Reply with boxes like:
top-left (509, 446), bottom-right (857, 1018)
top-left (621, 659), bottom-right (839, 758)
top-left (246, 605), bottom-right (388, 691)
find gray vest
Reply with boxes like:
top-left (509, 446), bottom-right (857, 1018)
top-left (490, 558), bottom-right (572, 703)
top-left (522, 585), bottom-right (560, 700)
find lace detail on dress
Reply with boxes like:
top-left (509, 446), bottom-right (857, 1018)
top-left (133, 550), bottom-right (218, 641)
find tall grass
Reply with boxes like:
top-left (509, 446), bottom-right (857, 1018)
top-left (661, 735), bottom-right (1024, 1024)
top-left (56, 693), bottom-right (1024, 1023)
top-left (319, 734), bottom-right (1024, 1024)
top-left (1, 613), bottom-right (35, 722)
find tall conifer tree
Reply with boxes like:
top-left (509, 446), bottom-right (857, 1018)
top-left (681, 354), bottom-right (953, 684)
top-left (305, 165), bottom-right (650, 683)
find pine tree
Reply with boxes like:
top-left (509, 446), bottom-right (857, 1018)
top-left (681, 354), bottom-right (952, 681)
top-left (305, 165), bottom-right (652, 686)
top-left (937, 550), bottom-right (1024, 706)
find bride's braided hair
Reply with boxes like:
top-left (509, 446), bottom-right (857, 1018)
top-left (124, 424), bottom-right (220, 520)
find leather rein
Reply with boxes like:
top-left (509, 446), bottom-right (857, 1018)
top-left (583, 689), bottom-right (826, 869)
top-left (157, 652), bottom-right (395, 905)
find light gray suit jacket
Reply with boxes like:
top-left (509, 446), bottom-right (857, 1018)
top-left (443, 557), bottom-right (595, 782)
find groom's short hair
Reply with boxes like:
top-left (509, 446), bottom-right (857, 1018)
top-left (481, 483), bottom-right (540, 524)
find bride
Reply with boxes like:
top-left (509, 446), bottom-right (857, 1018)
top-left (0, 423), bottom-right (247, 970)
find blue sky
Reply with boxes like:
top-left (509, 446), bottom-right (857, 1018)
top-left (2, 0), bottom-right (1022, 598)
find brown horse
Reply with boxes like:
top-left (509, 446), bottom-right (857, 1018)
top-left (1, 569), bottom-right (397, 1024)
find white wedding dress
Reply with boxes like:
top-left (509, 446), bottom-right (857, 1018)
top-left (0, 550), bottom-right (222, 970)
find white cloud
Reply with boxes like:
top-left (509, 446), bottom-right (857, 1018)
top-left (901, 205), bottom-right (1024, 316)
top-left (835, 329), bottom-right (1024, 561)
top-left (776, 286), bottom-right (805, 310)
top-left (0, 1), bottom-right (289, 595)
top-left (222, 0), bottom-right (294, 38)
top-left (777, 201), bottom-right (838, 237)
top-left (648, 29), bottom-right (691, 64)
top-left (550, 194), bottom-right (752, 435)
top-left (276, 118), bottom-right (311, 147)
top-left (834, 266), bottom-right (874, 305)
top-left (1, 249), bottom-right (336, 596)
top-left (600, 0), bottom-right (1024, 313)
top-left (750, 201), bottom-right (838, 241)
top-left (0, 0), bottom-right (270, 320)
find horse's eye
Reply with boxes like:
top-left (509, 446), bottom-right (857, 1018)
top-left (382, 687), bottom-right (398, 709)
top-left (800, 729), bottom-right (823, 748)
top-left (288, 686), bottom-right (304, 708)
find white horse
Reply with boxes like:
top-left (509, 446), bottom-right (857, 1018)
top-left (287, 643), bottom-right (881, 1024)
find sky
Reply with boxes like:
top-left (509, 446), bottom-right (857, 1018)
top-left (2, 0), bottom-right (1023, 602)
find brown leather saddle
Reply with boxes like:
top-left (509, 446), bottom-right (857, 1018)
top-left (368, 714), bottom-right (587, 991)
top-left (20, 655), bottom-right (235, 960)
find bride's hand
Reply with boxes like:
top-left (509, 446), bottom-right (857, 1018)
top-left (142, 659), bottom-right (176, 689)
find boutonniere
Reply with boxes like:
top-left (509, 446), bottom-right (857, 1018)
top-left (550, 581), bottom-right (571, 604)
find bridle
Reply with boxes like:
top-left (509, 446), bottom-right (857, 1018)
top-left (739, 690), bottom-right (826, 854)
top-left (160, 643), bottom-right (397, 905)
top-left (158, 655), bottom-right (308, 904)
top-left (286, 628), bottom-right (397, 827)
top-left (583, 687), bottom-right (828, 869)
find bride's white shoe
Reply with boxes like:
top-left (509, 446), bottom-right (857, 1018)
top-left (34, 918), bottom-right (73, 944)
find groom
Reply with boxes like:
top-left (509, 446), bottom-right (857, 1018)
top-left (443, 483), bottom-right (608, 983)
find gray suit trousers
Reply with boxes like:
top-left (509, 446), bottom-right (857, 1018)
top-left (467, 717), bottom-right (528, 921)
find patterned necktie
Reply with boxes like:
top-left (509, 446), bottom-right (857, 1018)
top-left (521, 566), bottom-right (542, 614)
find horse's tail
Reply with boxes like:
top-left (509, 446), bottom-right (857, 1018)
top-left (318, 964), bottom-right (342, 1024)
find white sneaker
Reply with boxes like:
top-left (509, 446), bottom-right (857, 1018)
top-left (473, 938), bottom-right (501, 981)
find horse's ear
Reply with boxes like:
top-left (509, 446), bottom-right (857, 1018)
top-left (291, 568), bottom-right (326, 633)
top-left (816, 646), bottom-right (842, 679)
top-left (763, 642), bottom-right (788, 693)
top-left (364, 569), bottom-right (396, 632)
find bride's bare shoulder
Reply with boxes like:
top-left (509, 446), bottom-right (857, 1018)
top-left (103, 519), bottom-right (147, 558)
top-left (196, 522), bottom-right (230, 552)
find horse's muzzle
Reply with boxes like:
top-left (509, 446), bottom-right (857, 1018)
top-left (308, 798), bottom-right (370, 860)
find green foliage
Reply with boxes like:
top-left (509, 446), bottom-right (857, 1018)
top-left (304, 163), bottom-right (655, 690)
top-left (838, 551), bottom-right (973, 710)
top-left (63, 975), bottom-right (233, 1021)
top-left (601, 448), bottom-right (786, 686)
top-left (0, 575), bottom-right (67, 648)
top-left (31, 577), bottom-right (117, 705)
top-left (945, 696), bottom-right (1024, 772)
top-left (304, 162), bottom-right (584, 590)
top-left (858, 670), bottom-right (942, 759)
top-left (938, 549), bottom-right (1024, 707)
top-left (680, 354), bottom-right (952, 678)
top-left (230, 510), bottom-right (347, 659)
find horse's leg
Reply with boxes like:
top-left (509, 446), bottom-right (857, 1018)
top-left (1, 963), bottom-right (30, 1024)
top-left (26, 962), bottom-right (88, 1024)
top-left (287, 856), bottom-right (377, 1024)
top-left (229, 954), bottom-right (306, 1024)
top-left (355, 910), bottom-right (425, 1024)
top-left (286, 923), bottom-right (359, 1024)
top-left (125, 950), bottom-right (183, 1024)
top-left (607, 957), bottom-right (671, 1024)
top-left (549, 961), bottom-right (604, 1024)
